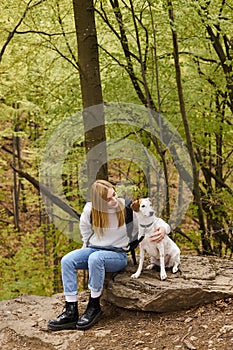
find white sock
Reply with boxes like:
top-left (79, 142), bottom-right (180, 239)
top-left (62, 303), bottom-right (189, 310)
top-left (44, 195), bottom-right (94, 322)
top-left (91, 290), bottom-right (102, 298)
top-left (65, 295), bottom-right (77, 302)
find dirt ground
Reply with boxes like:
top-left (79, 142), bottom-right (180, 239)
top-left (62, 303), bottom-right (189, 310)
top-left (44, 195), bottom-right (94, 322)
top-left (1, 292), bottom-right (233, 350)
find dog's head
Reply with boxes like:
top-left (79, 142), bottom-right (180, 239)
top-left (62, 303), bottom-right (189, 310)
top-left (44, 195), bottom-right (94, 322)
top-left (130, 198), bottom-right (154, 217)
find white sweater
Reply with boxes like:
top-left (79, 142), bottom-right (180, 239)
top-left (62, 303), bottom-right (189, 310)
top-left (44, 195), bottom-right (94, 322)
top-left (79, 199), bottom-right (138, 251)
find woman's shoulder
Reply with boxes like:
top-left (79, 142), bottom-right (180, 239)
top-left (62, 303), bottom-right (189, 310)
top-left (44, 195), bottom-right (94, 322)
top-left (82, 202), bottom-right (92, 213)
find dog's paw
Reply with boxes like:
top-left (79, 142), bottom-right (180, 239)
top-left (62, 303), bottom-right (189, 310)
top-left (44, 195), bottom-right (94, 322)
top-left (145, 264), bottom-right (155, 270)
top-left (160, 272), bottom-right (167, 280)
top-left (172, 265), bottom-right (179, 273)
top-left (131, 272), bottom-right (140, 279)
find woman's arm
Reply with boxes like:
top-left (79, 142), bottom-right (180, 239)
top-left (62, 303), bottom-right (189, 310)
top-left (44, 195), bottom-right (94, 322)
top-left (79, 202), bottom-right (93, 246)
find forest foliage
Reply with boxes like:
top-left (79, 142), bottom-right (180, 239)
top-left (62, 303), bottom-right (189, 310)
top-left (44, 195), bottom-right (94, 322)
top-left (0, 0), bottom-right (232, 300)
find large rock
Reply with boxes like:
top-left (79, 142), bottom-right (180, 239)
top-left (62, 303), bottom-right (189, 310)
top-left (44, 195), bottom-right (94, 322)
top-left (103, 255), bottom-right (233, 312)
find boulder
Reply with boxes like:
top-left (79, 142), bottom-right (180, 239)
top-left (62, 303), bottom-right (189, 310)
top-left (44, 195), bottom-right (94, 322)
top-left (103, 255), bottom-right (233, 312)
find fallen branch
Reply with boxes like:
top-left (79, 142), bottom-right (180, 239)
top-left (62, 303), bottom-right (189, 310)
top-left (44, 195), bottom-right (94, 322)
top-left (10, 164), bottom-right (81, 220)
top-left (2, 145), bottom-right (32, 166)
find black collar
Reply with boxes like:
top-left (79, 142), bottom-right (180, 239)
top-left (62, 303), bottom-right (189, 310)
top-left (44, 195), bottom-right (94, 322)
top-left (139, 222), bottom-right (154, 228)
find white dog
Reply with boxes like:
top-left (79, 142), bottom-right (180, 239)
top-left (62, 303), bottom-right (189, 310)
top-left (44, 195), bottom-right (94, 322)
top-left (130, 198), bottom-right (180, 280)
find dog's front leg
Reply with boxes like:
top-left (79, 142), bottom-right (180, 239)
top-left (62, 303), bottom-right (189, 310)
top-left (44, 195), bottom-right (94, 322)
top-left (131, 246), bottom-right (145, 279)
top-left (158, 244), bottom-right (167, 280)
top-left (171, 253), bottom-right (180, 273)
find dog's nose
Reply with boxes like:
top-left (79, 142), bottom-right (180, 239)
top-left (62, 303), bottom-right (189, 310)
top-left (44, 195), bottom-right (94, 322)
top-left (149, 211), bottom-right (154, 216)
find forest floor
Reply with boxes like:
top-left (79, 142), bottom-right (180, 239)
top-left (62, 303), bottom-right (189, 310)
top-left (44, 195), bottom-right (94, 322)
top-left (1, 292), bottom-right (233, 350)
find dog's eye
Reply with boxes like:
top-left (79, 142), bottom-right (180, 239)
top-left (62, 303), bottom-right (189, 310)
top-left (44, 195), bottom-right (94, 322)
top-left (141, 205), bottom-right (145, 208)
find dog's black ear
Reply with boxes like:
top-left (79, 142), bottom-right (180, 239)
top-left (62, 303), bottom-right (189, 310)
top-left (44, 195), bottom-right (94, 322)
top-left (131, 200), bottom-right (140, 212)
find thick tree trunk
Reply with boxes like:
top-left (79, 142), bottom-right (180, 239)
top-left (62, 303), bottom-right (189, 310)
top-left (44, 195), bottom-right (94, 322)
top-left (72, 0), bottom-right (108, 191)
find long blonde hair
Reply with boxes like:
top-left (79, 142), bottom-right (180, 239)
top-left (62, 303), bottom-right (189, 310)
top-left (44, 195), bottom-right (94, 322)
top-left (91, 180), bottom-right (125, 237)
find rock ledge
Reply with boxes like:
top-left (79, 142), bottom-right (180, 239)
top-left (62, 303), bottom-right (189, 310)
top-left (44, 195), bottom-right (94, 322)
top-left (103, 255), bottom-right (233, 312)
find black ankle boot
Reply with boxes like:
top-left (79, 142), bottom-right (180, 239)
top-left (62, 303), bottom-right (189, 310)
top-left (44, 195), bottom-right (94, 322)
top-left (76, 296), bottom-right (102, 330)
top-left (48, 301), bottom-right (78, 331)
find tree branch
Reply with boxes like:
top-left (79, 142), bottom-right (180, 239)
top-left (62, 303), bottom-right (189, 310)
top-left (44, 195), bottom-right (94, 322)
top-left (0, 0), bottom-right (46, 62)
top-left (1, 145), bottom-right (32, 166)
top-left (15, 30), bottom-right (75, 37)
top-left (56, 1), bottom-right (79, 67)
top-left (10, 165), bottom-right (81, 220)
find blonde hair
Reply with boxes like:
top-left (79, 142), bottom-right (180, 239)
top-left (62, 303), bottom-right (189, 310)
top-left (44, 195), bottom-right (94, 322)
top-left (91, 180), bottom-right (125, 237)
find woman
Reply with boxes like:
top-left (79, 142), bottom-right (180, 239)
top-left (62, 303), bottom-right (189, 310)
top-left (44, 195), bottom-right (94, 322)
top-left (48, 180), bottom-right (169, 331)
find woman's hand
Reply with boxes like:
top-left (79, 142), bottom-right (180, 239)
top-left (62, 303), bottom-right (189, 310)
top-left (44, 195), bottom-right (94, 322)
top-left (148, 226), bottom-right (166, 243)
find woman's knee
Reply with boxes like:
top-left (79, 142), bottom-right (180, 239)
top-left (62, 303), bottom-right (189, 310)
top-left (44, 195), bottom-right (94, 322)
top-left (61, 252), bottom-right (73, 268)
top-left (88, 251), bottom-right (103, 268)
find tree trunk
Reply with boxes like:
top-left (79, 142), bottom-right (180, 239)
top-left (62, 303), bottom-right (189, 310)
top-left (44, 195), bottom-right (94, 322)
top-left (167, 0), bottom-right (211, 254)
top-left (72, 0), bottom-right (108, 193)
top-left (12, 134), bottom-right (19, 230)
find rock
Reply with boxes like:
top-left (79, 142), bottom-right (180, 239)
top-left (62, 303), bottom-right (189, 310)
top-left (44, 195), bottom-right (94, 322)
top-left (103, 255), bottom-right (233, 312)
top-left (183, 339), bottom-right (196, 349)
top-left (94, 329), bottom-right (111, 337)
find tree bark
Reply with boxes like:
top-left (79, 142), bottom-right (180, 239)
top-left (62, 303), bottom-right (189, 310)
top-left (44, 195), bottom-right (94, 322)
top-left (167, 0), bottom-right (211, 253)
top-left (72, 0), bottom-right (108, 192)
top-left (12, 135), bottom-right (19, 230)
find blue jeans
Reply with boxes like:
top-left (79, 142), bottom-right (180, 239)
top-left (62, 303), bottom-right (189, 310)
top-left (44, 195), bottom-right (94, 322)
top-left (61, 247), bottom-right (128, 295)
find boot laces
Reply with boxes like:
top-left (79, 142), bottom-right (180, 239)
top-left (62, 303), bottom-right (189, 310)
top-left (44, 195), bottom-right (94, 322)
top-left (58, 306), bottom-right (67, 318)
